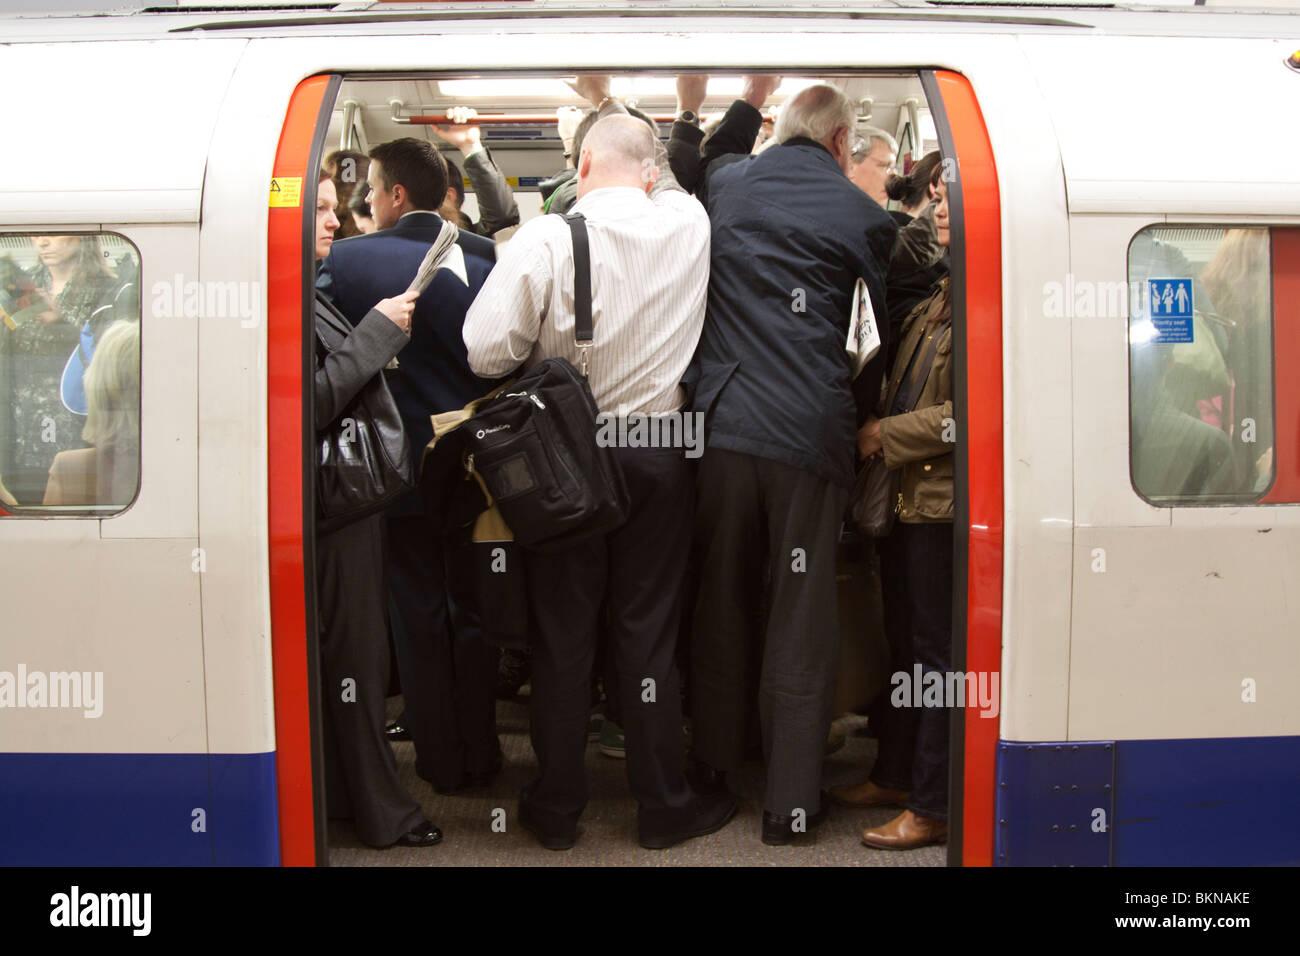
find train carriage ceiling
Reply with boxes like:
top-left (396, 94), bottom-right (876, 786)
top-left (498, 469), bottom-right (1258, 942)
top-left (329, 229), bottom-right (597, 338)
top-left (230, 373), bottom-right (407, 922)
top-left (325, 75), bottom-right (939, 183)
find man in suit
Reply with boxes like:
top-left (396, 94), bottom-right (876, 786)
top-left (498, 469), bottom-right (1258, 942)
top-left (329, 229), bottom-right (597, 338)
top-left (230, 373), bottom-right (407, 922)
top-left (317, 137), bottom-right (502, 795)
top-left (685, 84), bottom-right (898, 845)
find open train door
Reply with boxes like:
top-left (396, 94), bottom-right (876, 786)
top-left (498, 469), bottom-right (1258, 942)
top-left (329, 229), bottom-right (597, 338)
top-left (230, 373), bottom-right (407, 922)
top-left (922, 69), bottom-right (1004, 867)
top-left (266, 73), bottom-right (341, 867)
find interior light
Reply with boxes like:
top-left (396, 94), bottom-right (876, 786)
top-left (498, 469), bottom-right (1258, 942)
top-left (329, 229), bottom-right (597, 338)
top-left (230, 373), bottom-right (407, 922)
top-left (1288, 49), bottom-right (1300, 72)
top-left (437, 76), bottom-right (827, 101)
top-left (920, 113), bottom-right (937, 143)
top-left (437, 79), bottom-right (574, 98)
top-left (772, 77), bottom-right (823, 98)
top-left (612, 77), bottom-right (745, 97)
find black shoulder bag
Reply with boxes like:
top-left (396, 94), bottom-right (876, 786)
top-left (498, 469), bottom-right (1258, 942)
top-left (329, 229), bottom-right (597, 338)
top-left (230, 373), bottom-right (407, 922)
top-left (460, 213), bottom-right (630, 552)
top-left (315, 304), bottom-right (415, 533)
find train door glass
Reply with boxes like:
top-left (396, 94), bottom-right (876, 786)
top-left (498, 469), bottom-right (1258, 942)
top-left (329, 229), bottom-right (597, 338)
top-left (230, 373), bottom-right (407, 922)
top-left (1128, 226), bottom-right (1275, 503)
top-left (0, 232), bottom-right (141, 513)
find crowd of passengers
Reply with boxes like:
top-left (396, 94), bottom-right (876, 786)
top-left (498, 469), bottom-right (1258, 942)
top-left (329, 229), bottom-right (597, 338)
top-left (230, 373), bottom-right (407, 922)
top-left (0, 72), bottom-right (1267, 859)
top-left (309, 74), bottom-right (963, 853)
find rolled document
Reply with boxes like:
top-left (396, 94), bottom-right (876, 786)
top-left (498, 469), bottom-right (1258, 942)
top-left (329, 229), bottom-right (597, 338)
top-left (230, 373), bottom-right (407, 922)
top-left (387, 219), bottom-right (466, 369)
top-left (408, 218), bottom-right (466, 294)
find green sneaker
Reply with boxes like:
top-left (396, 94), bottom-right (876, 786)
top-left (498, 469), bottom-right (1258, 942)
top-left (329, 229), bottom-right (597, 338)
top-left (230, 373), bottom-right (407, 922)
top-left (598, 718), bottom-right (626, 759)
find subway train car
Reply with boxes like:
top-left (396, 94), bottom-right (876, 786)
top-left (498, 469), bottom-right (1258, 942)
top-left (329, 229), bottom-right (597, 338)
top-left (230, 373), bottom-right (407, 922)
top-left (1, 0), bottom-right (1298, 867)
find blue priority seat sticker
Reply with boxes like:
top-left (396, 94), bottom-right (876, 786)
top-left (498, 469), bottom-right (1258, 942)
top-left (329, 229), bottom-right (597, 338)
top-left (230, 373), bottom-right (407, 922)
top-left (1147, 277), bottom-right (1194, 343)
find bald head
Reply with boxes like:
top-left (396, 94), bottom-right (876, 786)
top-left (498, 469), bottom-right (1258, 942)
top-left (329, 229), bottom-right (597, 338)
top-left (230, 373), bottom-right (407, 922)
top-left (774, 82), bottom-right (857, 173)
top-left (577, 114), bottom-right (658, 199)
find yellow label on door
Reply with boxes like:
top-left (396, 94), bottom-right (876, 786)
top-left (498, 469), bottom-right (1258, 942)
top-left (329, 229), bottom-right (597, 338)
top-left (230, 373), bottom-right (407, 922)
top-left (269, 177), bottom-right (303, 208)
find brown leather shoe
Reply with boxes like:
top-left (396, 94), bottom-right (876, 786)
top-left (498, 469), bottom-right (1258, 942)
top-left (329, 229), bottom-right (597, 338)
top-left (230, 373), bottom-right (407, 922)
top-left (861, 810), bottom-right (948, 850)
top-left (829, 779), bottom-right (910, 808)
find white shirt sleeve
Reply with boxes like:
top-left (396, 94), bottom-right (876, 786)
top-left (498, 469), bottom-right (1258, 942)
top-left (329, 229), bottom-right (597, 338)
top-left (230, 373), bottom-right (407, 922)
top-left (463, 226), bottom-right (556, 377)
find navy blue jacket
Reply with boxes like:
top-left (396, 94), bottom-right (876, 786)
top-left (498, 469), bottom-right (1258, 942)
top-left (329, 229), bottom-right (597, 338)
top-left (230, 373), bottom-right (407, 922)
top-left (688, 139), bottom-right (897, 490)
top-left (316, 211), bottom-right (497, 468)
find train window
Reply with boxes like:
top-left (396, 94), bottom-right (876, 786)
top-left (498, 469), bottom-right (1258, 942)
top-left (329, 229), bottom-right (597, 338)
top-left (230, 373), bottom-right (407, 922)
top-left (1128, 226), bottom-right (1274, 504)
top-left (0, 233), bottom-right (141, 514)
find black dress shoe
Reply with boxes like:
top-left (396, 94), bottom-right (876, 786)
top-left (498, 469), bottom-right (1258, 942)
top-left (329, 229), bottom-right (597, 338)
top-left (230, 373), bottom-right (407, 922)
top-left (394, 819), bottom-right (442, 847)
top-left (385, 720), bottom-right (410, 742)
top-left (640, 792), bottom-right (738, 850)
top-left (518, 802), bottom-right (576, 851)
top-left (761, 791), bottom-right (830, 846)
top-left (686, 761), bottom-right (729, 796)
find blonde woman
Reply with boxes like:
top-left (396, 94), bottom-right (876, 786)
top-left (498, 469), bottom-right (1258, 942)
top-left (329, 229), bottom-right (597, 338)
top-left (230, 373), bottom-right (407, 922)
top-left (43, 319), bottom-right (140, 507)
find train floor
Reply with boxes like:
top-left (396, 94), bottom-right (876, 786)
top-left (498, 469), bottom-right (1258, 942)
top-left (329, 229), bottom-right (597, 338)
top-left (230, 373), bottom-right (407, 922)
top-left (326, 694), bottom-right (946, 867)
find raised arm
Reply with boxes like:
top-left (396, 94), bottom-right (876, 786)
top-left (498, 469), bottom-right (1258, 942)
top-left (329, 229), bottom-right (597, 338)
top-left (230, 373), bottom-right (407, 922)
top-left (697, 74), bottom-right (780, 207)
top-left (431, 113), bottom-right (521, 237)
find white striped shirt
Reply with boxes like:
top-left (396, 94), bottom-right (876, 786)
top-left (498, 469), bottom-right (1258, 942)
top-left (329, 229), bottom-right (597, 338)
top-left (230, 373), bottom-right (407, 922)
top-left (463, 185), bottom-right (710, 415)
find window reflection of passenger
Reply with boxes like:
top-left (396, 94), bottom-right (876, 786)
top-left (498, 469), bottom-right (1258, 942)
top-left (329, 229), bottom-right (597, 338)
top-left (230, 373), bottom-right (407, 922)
top-left (43, 320), bottom-right (139, 507)
top-left (0, 235), bottom-right (129, 504)
top-left (1202, 228), bottom-right (1273, 490)
top-left (1132, 346), bottom-right (1236, 499)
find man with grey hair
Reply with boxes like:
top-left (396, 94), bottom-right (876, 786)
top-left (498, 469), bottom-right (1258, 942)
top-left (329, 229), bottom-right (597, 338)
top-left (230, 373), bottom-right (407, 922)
top-left (849, 126), bottom-right (898, 206)
top-left (464, 113), bottom-right (735, 852)
top-left (685, 82), bottom-right (898, 846)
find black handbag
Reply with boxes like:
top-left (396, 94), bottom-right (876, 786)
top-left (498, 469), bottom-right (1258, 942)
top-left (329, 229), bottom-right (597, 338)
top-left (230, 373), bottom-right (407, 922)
top-left (315, 315), bottom-right (415, 533)
top-left (850, 456), bottom-right (901, 539)
top-left (460, 214), bottom-right (630, 553)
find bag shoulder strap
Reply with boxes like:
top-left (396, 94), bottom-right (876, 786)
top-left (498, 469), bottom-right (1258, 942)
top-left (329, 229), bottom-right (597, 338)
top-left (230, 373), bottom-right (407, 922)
top-left (565, 212), bottom-right (593, 376)
top-left (902, 317), bottom-right (952, 413)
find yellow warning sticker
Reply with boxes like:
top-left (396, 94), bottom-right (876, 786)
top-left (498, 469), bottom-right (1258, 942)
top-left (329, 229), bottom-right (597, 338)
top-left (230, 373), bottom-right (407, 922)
top-left (269, 177), bottom-right (303, 208)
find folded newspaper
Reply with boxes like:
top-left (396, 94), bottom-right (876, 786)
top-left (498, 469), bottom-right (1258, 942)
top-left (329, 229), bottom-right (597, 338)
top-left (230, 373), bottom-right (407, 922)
top-left (845, 277), bottom-right (882, 380)
top-left (408, 218), bottom-right (468, 293)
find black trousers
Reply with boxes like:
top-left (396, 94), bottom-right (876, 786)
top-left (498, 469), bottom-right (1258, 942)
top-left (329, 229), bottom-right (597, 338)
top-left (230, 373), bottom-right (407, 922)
top-left (386, 513), bottom-right (500, 792)
top-left (870, 520), bottom-right (953, 820)
top-left (521, 446), bottom-right (695, 838)
top-left (690, 448), bottom-right (848, 816)
top-left (317, 513), bottom-right (424, 847)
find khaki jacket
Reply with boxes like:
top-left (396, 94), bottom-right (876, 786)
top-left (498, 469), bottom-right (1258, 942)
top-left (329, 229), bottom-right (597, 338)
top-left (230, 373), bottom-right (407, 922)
top-left (878, 277), bottom-right (954, 523)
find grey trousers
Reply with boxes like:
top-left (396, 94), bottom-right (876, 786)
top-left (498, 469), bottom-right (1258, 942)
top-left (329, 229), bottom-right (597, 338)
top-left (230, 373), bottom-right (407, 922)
top-left (690, 447), bottom-right (847, 816)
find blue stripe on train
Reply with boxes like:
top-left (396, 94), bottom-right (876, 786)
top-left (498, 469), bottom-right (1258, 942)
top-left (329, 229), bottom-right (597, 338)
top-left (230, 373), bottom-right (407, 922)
top-left (0, 752), bottom-right (279, 866)
top-left (994, 736), bottom-right (1300, 866)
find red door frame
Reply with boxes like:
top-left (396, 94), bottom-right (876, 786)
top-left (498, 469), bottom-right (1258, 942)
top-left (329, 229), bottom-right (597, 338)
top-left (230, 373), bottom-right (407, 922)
top-left (926, 69), bottom-right (1004, 868)
top-left (268, 72), bottom-right (336, 867)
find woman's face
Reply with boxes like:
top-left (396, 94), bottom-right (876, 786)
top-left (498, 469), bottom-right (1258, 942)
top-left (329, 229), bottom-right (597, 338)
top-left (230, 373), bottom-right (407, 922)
top-left (315, 179), bottom-right (341, 260)
top-left (933, 178), bottom-right (949, 249)
top-left (33, 235), bottom-right (81, 269)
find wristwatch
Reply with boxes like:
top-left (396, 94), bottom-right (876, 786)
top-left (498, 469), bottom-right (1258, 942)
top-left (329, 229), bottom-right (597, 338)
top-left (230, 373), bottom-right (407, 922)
top-left (676, 109), bottom-right (701, 127)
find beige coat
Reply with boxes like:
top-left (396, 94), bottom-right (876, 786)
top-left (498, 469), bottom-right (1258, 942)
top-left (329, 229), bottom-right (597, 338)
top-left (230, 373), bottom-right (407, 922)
top-left (878, 277), bottom-right (954, 524)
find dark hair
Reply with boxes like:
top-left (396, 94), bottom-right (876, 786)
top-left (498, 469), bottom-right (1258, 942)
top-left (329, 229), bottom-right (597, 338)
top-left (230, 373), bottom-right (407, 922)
top-left (324, 149), bottom-right (369, 183)
top-left (445, 158), bottom-right (465, 207)
top-left (318, 167), bottom-right (332, 185)
top-left (368, 137), bottom-right (448, 212)
top-left (573, 104), bottom-right (657, 161)
top-left (349, 182), bottom-right (372, 220)
top-left (885, 150), bottom-right (943, 207)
